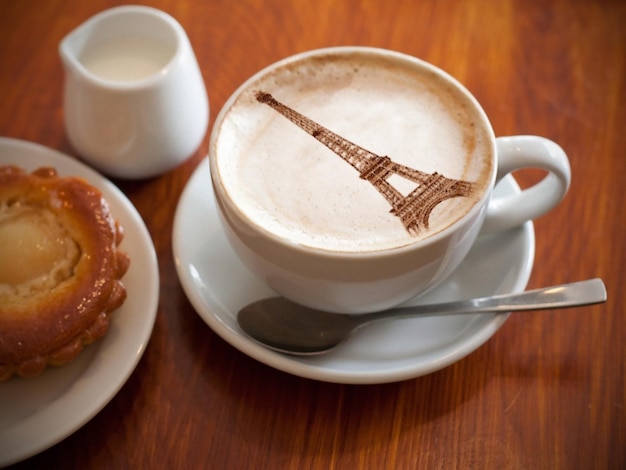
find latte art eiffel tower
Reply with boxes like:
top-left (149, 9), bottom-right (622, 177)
top-left (255, 91), bottom-right (476, 235)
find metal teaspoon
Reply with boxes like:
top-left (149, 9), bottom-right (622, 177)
top-left (237, 279), bottom-right (607, 355)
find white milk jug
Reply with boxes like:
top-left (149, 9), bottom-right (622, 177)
top-left (60, 5), bottom-right (208, 179)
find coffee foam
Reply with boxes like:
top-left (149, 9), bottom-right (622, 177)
top-left (214, 51), bottom-right (493, 252)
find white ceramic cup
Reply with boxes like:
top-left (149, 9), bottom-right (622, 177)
top-left (59, 5), bottom-right (208, 179)
top-left (210, 47), bottom-right (571, 314)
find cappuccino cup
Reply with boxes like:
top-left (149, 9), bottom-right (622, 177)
top-left (210, 47), bottom-right (570, 313)
top-left (60, 6), bottom-right (208, 179)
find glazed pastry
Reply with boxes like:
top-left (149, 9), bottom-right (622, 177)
top-left (0, 166), bottom-right (130, 381)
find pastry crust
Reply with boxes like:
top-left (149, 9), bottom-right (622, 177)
top-left (0, 166), bottom-right (130, 381)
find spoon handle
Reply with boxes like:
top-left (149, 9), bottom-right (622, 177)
top-left (377, 279), bottom-right (607, 320)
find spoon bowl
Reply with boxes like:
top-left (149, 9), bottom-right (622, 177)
top-left (237, 279), bottom-right (607, 355)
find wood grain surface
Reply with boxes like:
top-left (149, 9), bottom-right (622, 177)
top-left (1, 0), bottom-right (624, 468)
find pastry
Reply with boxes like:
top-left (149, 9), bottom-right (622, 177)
top-left (0, 166), bottom-right (130, 381)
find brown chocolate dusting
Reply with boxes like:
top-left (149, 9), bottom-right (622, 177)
top-left (255, 91), bottom-right (475, 235)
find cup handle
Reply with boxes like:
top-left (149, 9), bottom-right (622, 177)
top-left (481, 135), bottom-right (571, 233)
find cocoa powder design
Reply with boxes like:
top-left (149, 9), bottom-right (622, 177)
top-left (255, 91), bottom-right (475, 235)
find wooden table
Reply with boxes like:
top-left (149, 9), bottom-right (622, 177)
top-left (1, 0), bottom-right (624, 468)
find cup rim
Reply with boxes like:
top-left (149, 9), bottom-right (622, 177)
top-left (59, 5), bottom-right (186, 90)
top-left (209, 46), bottom-right (497, 260)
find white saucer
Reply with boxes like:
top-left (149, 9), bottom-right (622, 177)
top-left (173, 159), bottom-right (534, 384)
top-left (0, 138), bottom-right (159, 466)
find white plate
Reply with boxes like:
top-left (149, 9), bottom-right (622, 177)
top-left (173, 159), bottom-right (534, 384)
top-left (0, 138), bottom-right (159, 466)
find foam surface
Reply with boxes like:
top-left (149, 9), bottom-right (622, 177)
top-left (215, 51), bottom-right (493, 252)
